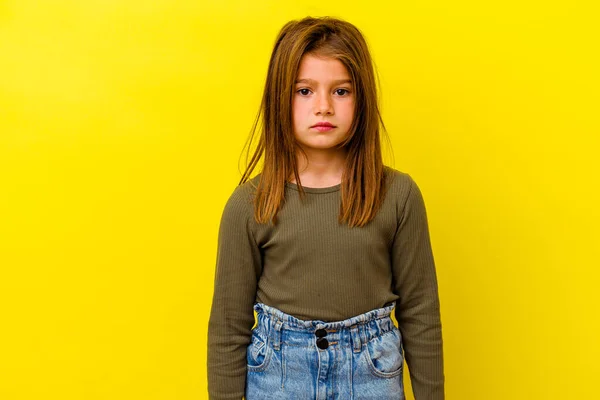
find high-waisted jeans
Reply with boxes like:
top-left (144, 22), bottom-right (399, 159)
top-left (245, 302), bottom-right (405, 400)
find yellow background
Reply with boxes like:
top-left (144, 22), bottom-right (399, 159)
top-left (1, 0), bottom-right (598, 399)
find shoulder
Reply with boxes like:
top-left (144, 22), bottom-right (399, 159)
top-left (383, 166), bottom-right (428, 217)
top-left (383, 165), bottom-right (415, 197)
top-left (230, 174), bottom-right (260, 202)
top-left (221, 174), bottom-right (260, 221)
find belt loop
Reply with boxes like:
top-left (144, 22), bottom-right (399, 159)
top-left (350, 325), bottom-right (361, 353)
top-left (361, 323), bottom-right (368, 346)
top-left (271, 319), bottom-right (283, 351)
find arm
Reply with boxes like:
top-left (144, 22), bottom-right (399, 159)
top-left (207, 185), bottom-right (262, 400)
top-left (391, 175), bottom-right (445, 400)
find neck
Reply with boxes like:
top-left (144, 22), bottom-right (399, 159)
top-left (288, 147), bottom-right (347, 186)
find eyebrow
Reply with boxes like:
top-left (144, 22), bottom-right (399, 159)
top-left (295, 78), bottom-right (353, 85)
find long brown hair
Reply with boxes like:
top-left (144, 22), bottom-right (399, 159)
top-left (238, 16), bottom-right (394, 228)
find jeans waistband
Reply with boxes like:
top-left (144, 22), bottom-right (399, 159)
top-left (252, 302), bottom-right (398, 353)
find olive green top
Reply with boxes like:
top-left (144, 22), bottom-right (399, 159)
top-left (207, 166), bottom-right (444, 399)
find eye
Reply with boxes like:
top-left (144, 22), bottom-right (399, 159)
top-left (296, 88), bottom-right (351, 96)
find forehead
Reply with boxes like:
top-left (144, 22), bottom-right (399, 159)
top-left (295, 54), bottom-right (352, 84)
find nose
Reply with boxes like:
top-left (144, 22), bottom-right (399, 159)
top-left (314, 92), bottom-right (333, 115)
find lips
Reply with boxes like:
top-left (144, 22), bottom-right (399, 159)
top-left (311, 122), bottom-right (336, 128)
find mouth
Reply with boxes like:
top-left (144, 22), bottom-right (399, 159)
top-left (311, 122), bottom-right (336, 128)
top-left (312, 125), bottom-right (336, 132)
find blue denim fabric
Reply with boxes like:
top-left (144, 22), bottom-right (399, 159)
top-left (245, 302), bottom-right (405, 400)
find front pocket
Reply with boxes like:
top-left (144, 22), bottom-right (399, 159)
top-left (363, 328), bottom-right (404, 378)
top-left (246, 330), bottom-right (273, 372)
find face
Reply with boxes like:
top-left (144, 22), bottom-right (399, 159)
top-left (292, 53), bottom-right (355, 154)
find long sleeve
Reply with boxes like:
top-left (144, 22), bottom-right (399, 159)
top-left (207, 185), bottom-right (263, 399)
top-left (391, 176), bottom-right (445, 399)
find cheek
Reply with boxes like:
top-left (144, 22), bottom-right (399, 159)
top-left (342, 103), bottom-right (355, 122)
top-left (293, 100), bottom-right (308, 113)
top-left (292, 103), bottom-right (309, 124)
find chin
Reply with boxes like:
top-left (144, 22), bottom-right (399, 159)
top-left (300, 142), bottom-right (345, 151)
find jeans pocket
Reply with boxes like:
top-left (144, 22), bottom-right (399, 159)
top-left (246, 328), bottom-right (273, 372)
top-left (363, 327), bottom-right (404, 378)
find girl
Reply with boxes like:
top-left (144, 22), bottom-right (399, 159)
top-left (207, 16), bottom-right (444, 400)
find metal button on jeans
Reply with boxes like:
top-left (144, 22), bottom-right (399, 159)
top-left (315, 328), bottom-right (327, 338)
top-left (316, 337), bottom-right (329, 349)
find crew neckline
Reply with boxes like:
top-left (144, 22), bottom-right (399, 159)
top-left (285, 181), bottom-right (341, 194)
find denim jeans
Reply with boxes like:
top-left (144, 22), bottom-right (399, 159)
top-left (245, 302), bottom-right (405, 400)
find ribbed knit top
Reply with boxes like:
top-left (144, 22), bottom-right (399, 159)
top-left (207, 166), bottom-right (444, 399)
